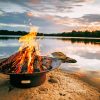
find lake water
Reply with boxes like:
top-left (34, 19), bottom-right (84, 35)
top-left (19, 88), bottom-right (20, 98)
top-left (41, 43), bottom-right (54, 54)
top-left (0, 36), bottom-right (100, 88)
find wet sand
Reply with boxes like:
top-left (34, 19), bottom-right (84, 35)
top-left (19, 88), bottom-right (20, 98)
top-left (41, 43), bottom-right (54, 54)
top-left (0, 69), bottom-right (99, 100)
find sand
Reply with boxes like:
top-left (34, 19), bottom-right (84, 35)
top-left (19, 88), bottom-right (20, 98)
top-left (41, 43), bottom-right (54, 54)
top-left (0, 69), bottom-right (99, 100)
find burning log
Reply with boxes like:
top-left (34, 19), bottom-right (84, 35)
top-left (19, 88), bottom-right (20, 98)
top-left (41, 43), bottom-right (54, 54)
top-left (0, 48), bottom-right (27, 73)
top-left (0, 48), bottom-right (53, 74)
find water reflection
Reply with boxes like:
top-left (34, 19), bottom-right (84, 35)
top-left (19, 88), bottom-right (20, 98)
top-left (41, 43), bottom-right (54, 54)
top-left (0, 36), bottom-right (100, 46)
top-left (0, 36), bottom-right (19, 40)
top-left (0, 36), bottom-right (100, 89)
top-left (55, 37), bottom-right (100, 46)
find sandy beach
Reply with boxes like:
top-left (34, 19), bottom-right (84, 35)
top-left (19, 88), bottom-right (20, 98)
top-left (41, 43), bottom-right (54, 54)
top-left (0, 69), bottom-right (99, 100)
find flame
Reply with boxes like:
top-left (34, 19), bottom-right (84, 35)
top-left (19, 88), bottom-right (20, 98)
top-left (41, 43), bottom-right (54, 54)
top-left (17, 26), bottom-right (40, 73)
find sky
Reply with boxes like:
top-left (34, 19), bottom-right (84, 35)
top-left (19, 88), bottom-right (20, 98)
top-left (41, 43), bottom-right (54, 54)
top-left (0, 0), bottom-right (100, 33)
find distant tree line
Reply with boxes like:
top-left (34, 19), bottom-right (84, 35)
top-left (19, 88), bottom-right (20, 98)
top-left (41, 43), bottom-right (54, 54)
top-left (0, 30), bottom-right (44, 36)
top-left (0, 30), bottom-right (100, 38)
top-left (0, 30), bottom-right (28, 35)
top-left (43, 30), bottom-right (100, 38)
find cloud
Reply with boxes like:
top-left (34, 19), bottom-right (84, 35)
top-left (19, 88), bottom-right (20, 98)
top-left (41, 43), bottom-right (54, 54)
top-left (0, 23), bottom-right (30, 32)
top-left (0, 0), bottom-right (94, 15)
top-left (0, 0), bottom-right (97, 18)
top-left (0, 12), bottom-right (54, 26)
top-left (0, 1), bottom-right (27, 13)
top-left (0, 12), bottom-right (100, 32)
top-left (48, 13), bottom-right (100, 32)
top-left (0, 0), bottom-right (99, 32)
top-left (0, 13), bottom-right (65, 33)
top-left (0, 23), bottom-right (29, 28)
top-left (80, 14), bottom-right (100, 23)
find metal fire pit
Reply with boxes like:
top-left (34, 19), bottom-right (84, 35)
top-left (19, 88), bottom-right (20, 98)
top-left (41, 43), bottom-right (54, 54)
top-left (8, 58), bottom-right (61, 88)
top-left (10, 73), bottom-right (46, 88)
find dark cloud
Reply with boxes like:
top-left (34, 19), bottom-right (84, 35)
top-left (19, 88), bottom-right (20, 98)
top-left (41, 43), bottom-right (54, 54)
top-left (0, 13), bottom-right (27, 24)
top-left (0, 13), bottom-right (55, 26)
top-left (0, 0), bottom-right (93, 14)
top-left (80, 14), bottom-right (100, 23)
top-left (0, 12), bottom-right (65, 33)
top-left (56, 13), bottom-right (100, 26)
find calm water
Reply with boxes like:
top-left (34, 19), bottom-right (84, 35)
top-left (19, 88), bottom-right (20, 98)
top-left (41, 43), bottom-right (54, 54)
top-left (0, 36), bottom-right (100, 88)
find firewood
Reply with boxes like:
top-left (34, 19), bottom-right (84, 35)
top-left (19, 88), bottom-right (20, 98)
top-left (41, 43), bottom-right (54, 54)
top-left (0, 47), bottom-right (28, 73)
top-left (0, 47), bottom-right (53, 74)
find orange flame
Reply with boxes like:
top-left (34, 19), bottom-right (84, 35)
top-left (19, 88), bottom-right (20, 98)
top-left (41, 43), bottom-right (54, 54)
top-left (18, 26), bottom-right (39, 73)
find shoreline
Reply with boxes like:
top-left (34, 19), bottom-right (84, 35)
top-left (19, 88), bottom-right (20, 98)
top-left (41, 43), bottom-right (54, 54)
top-left (0, 69), bottom-right (99, 100)
top-left (0, 35), bottom-right (100, 39)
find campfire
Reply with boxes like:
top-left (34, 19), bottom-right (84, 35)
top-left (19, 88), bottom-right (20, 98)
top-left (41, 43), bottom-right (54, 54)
top-left (0, 27), bottom-right (54, 74)
top-left (0, 27), bottom-right (61, 88)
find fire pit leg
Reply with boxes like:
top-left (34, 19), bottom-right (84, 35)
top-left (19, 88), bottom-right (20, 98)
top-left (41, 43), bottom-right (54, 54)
top-left (10, 73), bottom-right (46, 88)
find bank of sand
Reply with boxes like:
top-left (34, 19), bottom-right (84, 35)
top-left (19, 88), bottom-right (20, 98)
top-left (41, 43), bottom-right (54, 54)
top-left (0, 69), bottom-right (99, 100)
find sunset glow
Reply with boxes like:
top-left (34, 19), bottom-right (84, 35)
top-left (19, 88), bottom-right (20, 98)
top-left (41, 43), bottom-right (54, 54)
top-left (0, 0), bottom-right (100, 33)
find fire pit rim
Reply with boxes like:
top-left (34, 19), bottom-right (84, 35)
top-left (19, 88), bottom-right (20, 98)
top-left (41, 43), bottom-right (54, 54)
top-left (4, 57), bottom-right (61, 75)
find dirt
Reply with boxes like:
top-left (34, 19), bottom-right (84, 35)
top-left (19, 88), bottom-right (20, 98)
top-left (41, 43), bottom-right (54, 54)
top-left (0, 69), bottom-right (99, 100)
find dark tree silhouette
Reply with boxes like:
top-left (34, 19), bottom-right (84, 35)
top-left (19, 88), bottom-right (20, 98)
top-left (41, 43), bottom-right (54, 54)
top-left (0, 30), bottom-right (100, 38)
